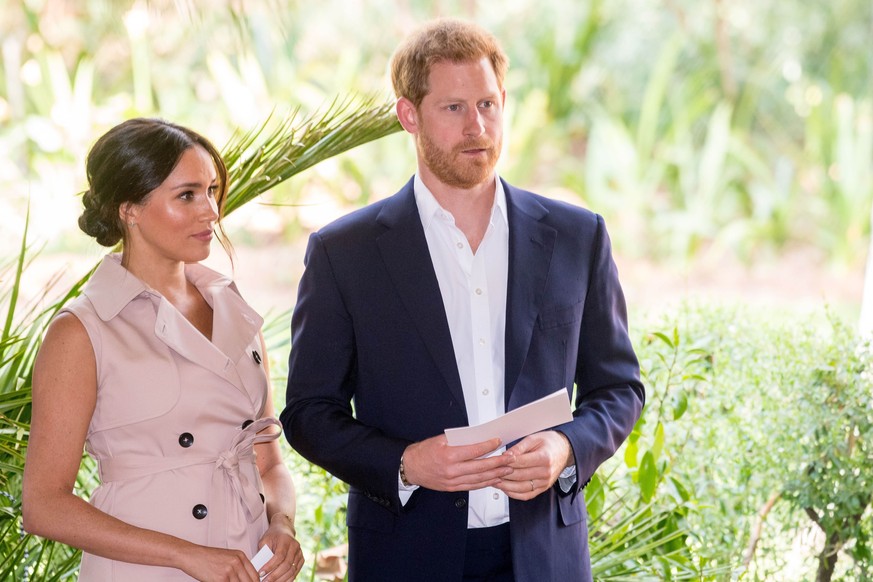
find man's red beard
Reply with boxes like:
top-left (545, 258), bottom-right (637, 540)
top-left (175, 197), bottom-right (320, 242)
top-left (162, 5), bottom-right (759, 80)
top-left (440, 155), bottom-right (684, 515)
top-left (417, 132), bottom-right (501, 189)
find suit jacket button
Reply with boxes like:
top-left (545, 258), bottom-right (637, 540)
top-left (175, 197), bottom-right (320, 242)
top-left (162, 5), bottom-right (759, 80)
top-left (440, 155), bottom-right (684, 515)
top-left (192, 504), bottom-right (208, 519)
top-left (178, 432), bottom-right (194, 448)
top-left (242, 419), bottom-right (254, 429)
top-left (454, 498), bottom-right (467, 509)
top-left (259, 493), bottom-right (265, 504)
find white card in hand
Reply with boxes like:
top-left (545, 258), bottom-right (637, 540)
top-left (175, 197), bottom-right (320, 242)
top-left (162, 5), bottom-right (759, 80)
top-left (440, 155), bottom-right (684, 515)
top-left (444, 388), bottom-right (573, 446)
top-left (251, 545), bottom-right (273, 577)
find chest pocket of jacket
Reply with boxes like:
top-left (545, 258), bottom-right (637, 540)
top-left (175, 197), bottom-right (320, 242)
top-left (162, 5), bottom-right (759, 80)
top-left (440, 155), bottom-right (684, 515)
top-left (538, 300), bottom-right (584, 330)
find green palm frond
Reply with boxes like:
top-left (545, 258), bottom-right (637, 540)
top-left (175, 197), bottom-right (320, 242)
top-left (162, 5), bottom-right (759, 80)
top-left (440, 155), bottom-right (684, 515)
top-left (589, 488), bottom-right (733, 580)
top-left (222, 95), bottom-right (401, 215)
top-left (2, 203), bottom-right (31, 341)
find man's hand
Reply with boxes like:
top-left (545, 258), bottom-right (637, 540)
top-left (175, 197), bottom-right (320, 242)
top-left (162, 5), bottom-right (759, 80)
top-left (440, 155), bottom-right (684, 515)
top-left (495, 431), bottom-right (574, 500)
top-left (402, 435), bottom-right (515, 492)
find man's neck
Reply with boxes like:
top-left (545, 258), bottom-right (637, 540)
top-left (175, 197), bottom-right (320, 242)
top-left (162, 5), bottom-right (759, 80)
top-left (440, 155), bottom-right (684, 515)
top-left (419, 172), bottom-right (496, 254)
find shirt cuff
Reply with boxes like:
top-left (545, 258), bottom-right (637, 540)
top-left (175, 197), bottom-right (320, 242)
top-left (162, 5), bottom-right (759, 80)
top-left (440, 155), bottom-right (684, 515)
top-left (557, 465), bottom-right (577, 493)
top-left (398, 470), bottom-right (419, 506)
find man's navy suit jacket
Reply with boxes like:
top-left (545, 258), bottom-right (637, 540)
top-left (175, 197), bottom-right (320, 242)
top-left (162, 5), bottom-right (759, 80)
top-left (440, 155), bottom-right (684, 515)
top-left (281, 177), bottom-right (645, 581)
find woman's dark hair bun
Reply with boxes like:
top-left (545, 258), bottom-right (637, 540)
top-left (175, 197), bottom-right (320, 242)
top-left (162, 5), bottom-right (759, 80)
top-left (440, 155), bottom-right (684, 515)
top-left (78, 188), bottom-right (123, 247)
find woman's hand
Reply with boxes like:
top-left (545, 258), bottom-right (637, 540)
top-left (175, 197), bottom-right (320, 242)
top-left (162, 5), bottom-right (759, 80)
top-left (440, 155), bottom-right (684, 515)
top-left (178, 544), bottom-right (260, 581)
top-left (255, 513), bottom-right (304, 581)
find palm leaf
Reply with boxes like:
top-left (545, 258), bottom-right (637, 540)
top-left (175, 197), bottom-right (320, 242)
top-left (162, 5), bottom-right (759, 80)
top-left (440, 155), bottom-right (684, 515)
top-left (222, 95), bottom-right (400, 215)
top-left (2, 203), bottom-right (31, 342)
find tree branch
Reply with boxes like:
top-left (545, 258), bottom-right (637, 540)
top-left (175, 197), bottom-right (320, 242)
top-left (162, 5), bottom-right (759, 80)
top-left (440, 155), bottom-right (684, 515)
top-left (742, 491), bottom-right (780, 568)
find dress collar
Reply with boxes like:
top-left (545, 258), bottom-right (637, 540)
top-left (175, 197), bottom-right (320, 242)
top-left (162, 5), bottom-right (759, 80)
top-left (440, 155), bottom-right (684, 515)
top-left (82, 253), bottom-right (234, 322)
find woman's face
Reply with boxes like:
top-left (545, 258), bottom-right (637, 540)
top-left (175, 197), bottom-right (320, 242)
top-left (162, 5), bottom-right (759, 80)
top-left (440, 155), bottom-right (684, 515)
top-left (122, 145), bottom-right (219, 267)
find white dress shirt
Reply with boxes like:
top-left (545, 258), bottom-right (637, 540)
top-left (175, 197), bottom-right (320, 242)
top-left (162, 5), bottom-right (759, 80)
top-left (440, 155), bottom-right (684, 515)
top-left (400, 173), bottom-right (510, 528)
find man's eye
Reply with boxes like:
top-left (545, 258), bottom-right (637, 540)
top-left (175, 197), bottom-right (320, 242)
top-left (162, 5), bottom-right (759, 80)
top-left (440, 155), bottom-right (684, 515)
top-left (480, 101), bottom-right (493, 108)
top-left (447, 104), bottom-right (460, 112)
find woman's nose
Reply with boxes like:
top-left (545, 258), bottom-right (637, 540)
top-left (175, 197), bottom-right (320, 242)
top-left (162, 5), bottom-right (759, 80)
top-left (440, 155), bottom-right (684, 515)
top-left (202, 194), bottom-right (219, 221)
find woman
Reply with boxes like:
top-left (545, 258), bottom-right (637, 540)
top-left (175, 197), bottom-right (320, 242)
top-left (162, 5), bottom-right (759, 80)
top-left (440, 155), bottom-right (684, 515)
top-left (22, 118), bottom-right (303, 581)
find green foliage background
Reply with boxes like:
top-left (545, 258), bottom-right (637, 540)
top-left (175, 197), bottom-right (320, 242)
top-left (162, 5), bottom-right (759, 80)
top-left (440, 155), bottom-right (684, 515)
top-left (2, 0), bottom-right (871, 264)
top-left (1, 0), bottom-right (872, 580)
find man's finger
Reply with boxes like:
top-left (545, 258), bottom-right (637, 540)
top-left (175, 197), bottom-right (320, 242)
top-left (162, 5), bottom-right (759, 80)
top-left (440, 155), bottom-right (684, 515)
top-left (449, 437), bottom-right (502, 460)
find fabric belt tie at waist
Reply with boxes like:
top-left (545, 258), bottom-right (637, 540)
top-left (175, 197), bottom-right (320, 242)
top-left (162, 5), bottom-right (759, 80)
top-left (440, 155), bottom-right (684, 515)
top-left (98, 417), bottom-right (282, 547)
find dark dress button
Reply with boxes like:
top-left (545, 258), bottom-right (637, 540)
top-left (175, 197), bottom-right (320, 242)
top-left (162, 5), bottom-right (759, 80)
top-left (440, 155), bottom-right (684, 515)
top-left (252, 350), bottom-right (262, 364)
top-left (242, 419), bottom-right (254, 429)
top-left (454, 498), bottom-right (467, 509)
top-left (178, 432), bottom-right (194, 448)
top-left (259, 493), bottom-right (265, 504)
top-left (192, 504), bottom-right (208, 519)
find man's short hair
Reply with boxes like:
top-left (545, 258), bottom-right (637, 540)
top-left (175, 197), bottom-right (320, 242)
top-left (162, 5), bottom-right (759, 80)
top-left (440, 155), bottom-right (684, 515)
top-left (390, 18), bottom-right (509, 108)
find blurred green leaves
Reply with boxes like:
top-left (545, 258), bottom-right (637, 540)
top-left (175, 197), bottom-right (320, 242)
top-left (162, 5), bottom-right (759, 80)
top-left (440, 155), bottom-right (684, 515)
top-left (3, 0), bottom-right (873, 265)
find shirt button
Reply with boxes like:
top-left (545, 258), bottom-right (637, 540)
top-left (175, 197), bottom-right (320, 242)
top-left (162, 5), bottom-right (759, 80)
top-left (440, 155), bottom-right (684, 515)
top-left (482, 389), bottom-right (489, 396)
top-left (192, 504), bottom-right (208, 519)
top-left (492, 492), bottom-right (500, 500)
top-left (479, 338), bottom-right (486, 345)
top-left (456, 242), bottom-right (463, 249)
top-left (475, 288), bottom-right (483, 295)
top-left (178, 432), bottom-right (194, 448)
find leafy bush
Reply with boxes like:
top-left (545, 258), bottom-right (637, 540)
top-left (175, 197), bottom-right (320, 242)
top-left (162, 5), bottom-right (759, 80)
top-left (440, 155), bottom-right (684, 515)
top-left (632, 305), bottom-right (873, 580)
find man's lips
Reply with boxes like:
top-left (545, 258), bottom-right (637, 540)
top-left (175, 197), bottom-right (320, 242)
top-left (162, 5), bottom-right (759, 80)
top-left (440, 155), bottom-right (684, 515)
top-left (459, 145), bottom-right (491, 156)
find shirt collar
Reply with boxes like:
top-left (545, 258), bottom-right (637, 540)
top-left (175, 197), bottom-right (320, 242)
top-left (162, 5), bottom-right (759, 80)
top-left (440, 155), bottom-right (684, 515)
top-left (82, 253), bottom-right (233, 321)
top-left (414, 174), bottom-right (508, 233)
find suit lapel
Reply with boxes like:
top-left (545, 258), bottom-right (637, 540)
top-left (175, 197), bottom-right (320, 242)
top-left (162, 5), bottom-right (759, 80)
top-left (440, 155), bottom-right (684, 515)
top-left (503, 182), bottom-right (556, 403)
top-left (375, 181), bottom-right (467, 417)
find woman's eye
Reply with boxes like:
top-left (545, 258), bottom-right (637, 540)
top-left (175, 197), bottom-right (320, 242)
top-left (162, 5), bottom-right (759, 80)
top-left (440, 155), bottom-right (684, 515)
top-left (179, 191), bottom-right (194, 201)
top-left (208, 185), bottom-right (218, 197)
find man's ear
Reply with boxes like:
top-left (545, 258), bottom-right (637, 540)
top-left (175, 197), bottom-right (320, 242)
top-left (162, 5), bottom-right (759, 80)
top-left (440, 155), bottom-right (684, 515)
top-left (396, 97), bottom-right (420, 135)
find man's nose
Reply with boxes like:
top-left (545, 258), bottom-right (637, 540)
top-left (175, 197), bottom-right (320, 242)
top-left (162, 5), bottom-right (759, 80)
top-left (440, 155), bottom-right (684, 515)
top-left (464, 109), bottom-right (485, 136)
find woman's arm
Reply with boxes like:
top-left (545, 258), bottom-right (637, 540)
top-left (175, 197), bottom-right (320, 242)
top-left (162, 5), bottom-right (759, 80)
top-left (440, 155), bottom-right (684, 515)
top-left (22, 313), bottom-right (261, 581)
top-left (254, 332), bottom-right (304, 580)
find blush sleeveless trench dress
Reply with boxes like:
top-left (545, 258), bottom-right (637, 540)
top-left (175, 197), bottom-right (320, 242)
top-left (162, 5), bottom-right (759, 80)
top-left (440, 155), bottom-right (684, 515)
top-left (62, 254), bottom-right (279, 580)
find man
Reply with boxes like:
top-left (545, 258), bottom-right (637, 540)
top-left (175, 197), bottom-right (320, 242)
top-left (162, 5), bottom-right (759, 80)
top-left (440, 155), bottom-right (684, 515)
top-left (282, 18), bottom-right (644, 582)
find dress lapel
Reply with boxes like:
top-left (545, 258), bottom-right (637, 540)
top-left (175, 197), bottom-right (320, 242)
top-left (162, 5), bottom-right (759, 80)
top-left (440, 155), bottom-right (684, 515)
top-left (154, 267), bottom-right (263, 400)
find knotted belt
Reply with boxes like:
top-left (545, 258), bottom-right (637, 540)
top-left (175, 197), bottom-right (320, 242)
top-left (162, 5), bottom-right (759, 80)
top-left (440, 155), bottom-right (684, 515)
top-left (98, 417), bottom-right (282, 547)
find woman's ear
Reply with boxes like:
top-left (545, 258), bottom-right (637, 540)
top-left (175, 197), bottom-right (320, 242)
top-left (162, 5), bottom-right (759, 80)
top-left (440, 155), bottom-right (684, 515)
top-left (396, 97), bottom-right (420, 135)
top-left (119, 202), bottom-right (140, 227)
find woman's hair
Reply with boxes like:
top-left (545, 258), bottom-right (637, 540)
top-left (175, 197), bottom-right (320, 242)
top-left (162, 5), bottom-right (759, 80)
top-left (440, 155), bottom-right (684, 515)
top-left (79, 118), bottom-right (231, 254)
top-left (390, 18), bottom-right (509, 108)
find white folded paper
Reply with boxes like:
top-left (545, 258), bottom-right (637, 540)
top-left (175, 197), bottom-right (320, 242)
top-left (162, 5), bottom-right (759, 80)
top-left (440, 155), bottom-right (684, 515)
top-left (251, 544), bottom-right (273, 578)
top-left (444, 388), bottom-right (572, 447)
